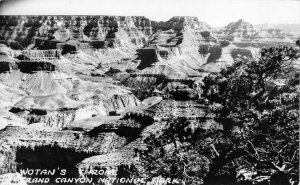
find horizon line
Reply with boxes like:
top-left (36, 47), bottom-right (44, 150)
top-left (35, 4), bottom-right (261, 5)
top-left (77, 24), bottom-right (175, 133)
top-left (1, 15), bottom-right (300, 28)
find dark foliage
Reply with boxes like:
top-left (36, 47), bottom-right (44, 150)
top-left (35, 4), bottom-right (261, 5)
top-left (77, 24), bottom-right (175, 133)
top-left (135, 118), bottom-right (213, 184)
top-left (201, 31), bottom-right (211, 38)
top-left (231, 48), bottom-right (253, 59)
top-left (9, 41), bottom-right (24, 50)
top-left (23, 18), bottom-right (42, 27)
top-left (202, 44), bottom-right (299, 184)
top-left (7, 18), bottom-right (19, 27)
top-left (169, 88), bottom-right (199, 100)
top-left (137, 44), bottom-right (299, 185)
top-left (220, 40), bottom-right (230, 48)
top-left (199, 45), bottom-right (210, 55)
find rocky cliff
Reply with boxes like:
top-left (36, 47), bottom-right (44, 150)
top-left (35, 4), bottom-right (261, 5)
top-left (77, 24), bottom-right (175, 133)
top-left (216, 19), bottom-right (296, 43)
top-left (222, 19), bottom-right (256, 38)
top-left (77, 99), bottom-right (221, 180)
top-left (0, 125), bottom-right (130, 181)
top-left (151, 16), bottom-right (212, 32)
top-left (103, 16), bottom-right (218, 99)
top-left (0, 15), bottom-right (152, 48)
top-left (0, 45), bottom-right (141, 130)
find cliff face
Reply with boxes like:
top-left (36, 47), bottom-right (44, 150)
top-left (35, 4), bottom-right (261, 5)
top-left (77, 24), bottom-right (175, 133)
top-left (105, 16), bottom-right (218, 100)
top-left (0, 125), bottom-right (130, 180)
top-left (216, 19), bottom-right (295, 43)
top-left (0, 16), bottom-right (220, 75)
top-left (148, 16), bottom-right (216, 47)
top-left (82, 16), bottom-right (151, 38)
top-left (0, 15), bottom-right (216, 49)
top-left (222, 19), bottom-right (256, 38)
top-left (77, 99), bottom-right (221, 175)
top-left (0, 112), bottom-right (146, 182)
top-left (0, 36), bottom-right (142, 130)
top-left (151, 16), bottom-right (212, 32)
top-left (0, 16), bottom-right (152, 48)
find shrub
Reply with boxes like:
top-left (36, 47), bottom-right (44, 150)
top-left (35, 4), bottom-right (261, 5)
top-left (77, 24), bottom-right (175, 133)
top-left (200, 31), bottom-right (210, 38)
top-left (231, 48), bottom-right (252, 59)
top-left (9, 41), bottom-right (24, 50)
top-left (199, 45), bottom-right (210, 55)
top-left (202, 45), bottom-right (299, 184)
top-left (220, 40), bottom-right (230, 47)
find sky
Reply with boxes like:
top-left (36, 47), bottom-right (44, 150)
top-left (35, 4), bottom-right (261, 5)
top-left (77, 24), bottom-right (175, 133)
top-left (0, 0), bottom-right (299, 27)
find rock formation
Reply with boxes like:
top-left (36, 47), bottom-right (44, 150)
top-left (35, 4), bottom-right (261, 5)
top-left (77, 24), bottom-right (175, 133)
top-left (221, 19), bottom-right (256, 39)
top-left (216, 19), bottom-right (296, 43)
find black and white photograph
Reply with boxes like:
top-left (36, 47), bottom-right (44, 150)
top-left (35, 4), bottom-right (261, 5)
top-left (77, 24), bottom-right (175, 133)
top-left (0, 0), bottom-right (299, 184)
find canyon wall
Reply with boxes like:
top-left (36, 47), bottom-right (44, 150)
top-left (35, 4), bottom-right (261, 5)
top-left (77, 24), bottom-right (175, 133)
top-left (0, 16), bottom-right (152, 48)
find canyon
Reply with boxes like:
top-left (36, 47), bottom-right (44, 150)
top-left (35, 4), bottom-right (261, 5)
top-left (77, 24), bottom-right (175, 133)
top-left (0, 15), bottom-right (299, 185)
